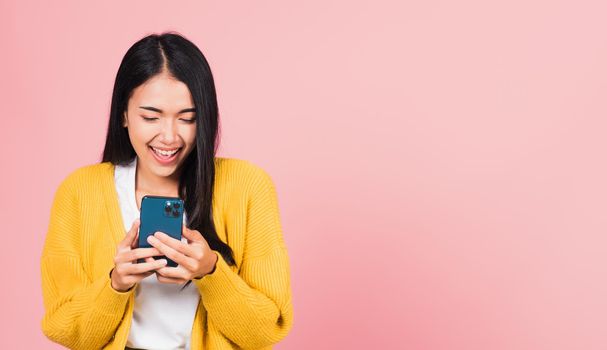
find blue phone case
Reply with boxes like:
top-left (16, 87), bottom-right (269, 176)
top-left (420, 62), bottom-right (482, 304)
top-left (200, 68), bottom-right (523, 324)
top-left (138, 195), bottom-right (184, 267)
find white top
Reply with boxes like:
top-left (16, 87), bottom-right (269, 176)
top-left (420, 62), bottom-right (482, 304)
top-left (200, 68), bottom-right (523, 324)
top-left (114, 157), bottom-right (200, 350)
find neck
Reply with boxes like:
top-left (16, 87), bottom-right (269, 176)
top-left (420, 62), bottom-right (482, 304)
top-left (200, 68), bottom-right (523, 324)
top-left (135, 161), bottom-right (181, 197)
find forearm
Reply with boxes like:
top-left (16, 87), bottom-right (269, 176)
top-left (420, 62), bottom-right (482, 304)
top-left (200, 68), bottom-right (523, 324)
top-left (41, 257), bottom-right (132, 349)
top-left (194, 248), bottom-right (293, 349)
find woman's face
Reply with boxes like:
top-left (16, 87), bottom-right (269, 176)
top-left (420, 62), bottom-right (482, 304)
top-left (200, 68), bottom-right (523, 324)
top-left (123, 72), bottom-right (197, 180)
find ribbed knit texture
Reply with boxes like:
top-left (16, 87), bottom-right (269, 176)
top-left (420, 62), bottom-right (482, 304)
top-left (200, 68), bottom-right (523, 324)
top-left (40, 157), bottom-right (293, 350)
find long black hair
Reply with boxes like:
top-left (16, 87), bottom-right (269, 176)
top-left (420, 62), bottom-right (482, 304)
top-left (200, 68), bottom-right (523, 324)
top-left (102, 32), bottom-right (235, 273)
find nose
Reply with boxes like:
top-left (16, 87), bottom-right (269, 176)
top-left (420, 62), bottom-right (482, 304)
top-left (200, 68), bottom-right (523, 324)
top-left (159, 118), bottom-right (178, 144)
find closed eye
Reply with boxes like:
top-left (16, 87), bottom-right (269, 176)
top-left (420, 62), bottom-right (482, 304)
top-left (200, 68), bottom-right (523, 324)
top-left (141, 116), bottom-right (195, 123)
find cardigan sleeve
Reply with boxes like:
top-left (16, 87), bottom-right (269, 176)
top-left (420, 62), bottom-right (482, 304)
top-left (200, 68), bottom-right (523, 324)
top-left (40, 176), bottom-right (133, 350)
top-left (194, 166), bottom-right (294, 349)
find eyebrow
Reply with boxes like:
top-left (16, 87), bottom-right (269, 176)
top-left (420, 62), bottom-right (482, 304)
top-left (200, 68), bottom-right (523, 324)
top-left (139, 106), bottom-right (196, 114)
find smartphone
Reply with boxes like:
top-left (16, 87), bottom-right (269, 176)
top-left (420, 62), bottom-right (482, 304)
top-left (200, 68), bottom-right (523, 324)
top-left (138, 195), bottom-right (184, 267)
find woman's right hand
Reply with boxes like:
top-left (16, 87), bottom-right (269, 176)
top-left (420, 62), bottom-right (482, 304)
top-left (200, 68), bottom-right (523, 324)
top-left (110, 219), bottom-right (167, 292)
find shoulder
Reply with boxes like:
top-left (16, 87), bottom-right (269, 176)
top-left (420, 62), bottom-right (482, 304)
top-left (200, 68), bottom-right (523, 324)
top-left (54, 162), bottom-right (114, 198)
top-left (214, 157), bottom-right (277, 195)
top-left (215, 157), bottom-right (274, 182)
top-left (58, 162), bottom-right (113, 186)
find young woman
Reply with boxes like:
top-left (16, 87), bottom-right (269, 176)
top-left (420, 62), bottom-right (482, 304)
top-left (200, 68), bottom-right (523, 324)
top-left (40, 32), bottom-right (293, 350)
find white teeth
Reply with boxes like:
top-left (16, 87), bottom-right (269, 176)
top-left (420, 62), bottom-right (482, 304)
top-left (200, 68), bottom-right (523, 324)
top-left (152, 147), bottom-right (179, 156)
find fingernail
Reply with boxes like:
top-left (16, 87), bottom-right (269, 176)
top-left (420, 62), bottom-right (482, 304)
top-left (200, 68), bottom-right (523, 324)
top-left (154, 231), bottom-right (165, 237)
top-left (147, 236), bottom-right (156, 243)
top-left (159, 259), bottom-right (167, 265)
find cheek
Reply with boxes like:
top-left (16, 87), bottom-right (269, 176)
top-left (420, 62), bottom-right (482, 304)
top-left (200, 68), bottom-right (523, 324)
top-left (129, 124), bottom-right (154, 146)
top-left (183, 127), bottom-right (197, 148)
top-left (127, 125), bottom-right (154, 148)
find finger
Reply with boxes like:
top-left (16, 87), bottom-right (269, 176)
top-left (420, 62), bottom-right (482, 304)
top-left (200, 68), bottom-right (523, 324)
top-left (121, 270), bottom-right (155, 286)
top-left (119, 219), bottom-right (140, 251)
top-left (130, 270), bottom-right (155, 283)
top-left (156, 265), bottom-right (189, 280)
top-left (140, 271), bottom-right (156, 279)
top-left (147, 235), bottom-right (193, 267)
top-left (143, 257), bottom-right (158, 274)
top-left (182, 225), bottom-right (204, 243)
top-left (156, 272), bottom-right (188, 284)
top-left (130, 230), bottom-right (139, 249)
top-left (115, 247), bottom-right (163, 264)
top-left (153, 231), bottom-right (199, 259)
top-left (122, 259), bottom-right (167, 274)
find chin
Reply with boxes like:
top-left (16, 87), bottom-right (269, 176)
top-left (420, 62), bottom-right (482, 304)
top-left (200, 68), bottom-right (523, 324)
top-left (139, 157), bottom-right (176, 177)
top-left (153, 163), bottom-right (180, 176)
top-left (154, 167), bottom-right (177, 177)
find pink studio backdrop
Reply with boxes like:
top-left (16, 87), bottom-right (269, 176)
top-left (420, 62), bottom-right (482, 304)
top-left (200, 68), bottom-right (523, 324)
top-left (1, 0), bottom-right (607, 349)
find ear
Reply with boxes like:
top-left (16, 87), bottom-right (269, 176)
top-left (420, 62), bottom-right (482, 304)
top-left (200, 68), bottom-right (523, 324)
top-left (122, 111), bottom-right (128, 128)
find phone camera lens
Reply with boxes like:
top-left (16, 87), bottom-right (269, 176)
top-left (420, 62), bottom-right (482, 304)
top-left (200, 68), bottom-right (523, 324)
top-left (174, 202), bottom-right (180, 209)
top-left (164, 206), bottom-right (171, 212)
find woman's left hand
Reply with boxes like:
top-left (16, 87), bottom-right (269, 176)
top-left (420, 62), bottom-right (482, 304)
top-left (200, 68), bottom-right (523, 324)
top-left (146, 225), bottom-right (218, 284)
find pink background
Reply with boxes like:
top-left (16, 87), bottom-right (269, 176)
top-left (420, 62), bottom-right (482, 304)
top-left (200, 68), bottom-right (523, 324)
top-left (2, 0), bottom-right (607, 349)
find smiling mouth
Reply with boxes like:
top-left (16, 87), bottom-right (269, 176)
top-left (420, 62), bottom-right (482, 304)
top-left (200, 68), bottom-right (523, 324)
top-left (149, 146), bottom-right (182, 161)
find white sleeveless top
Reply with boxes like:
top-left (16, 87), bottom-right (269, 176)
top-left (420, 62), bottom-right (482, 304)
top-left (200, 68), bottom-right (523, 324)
top-left (114, 157), bottom-right (200, 350)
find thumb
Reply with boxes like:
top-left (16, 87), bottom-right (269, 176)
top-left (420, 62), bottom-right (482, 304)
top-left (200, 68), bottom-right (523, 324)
top-left (182, 224), bottom-right (204, 243)
top-left (119, 219), bottom-right (140, 251)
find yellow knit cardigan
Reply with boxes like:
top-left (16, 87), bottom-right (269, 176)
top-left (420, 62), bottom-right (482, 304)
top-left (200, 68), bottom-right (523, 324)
top-left (40, 157), bottom-right (293, 349)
